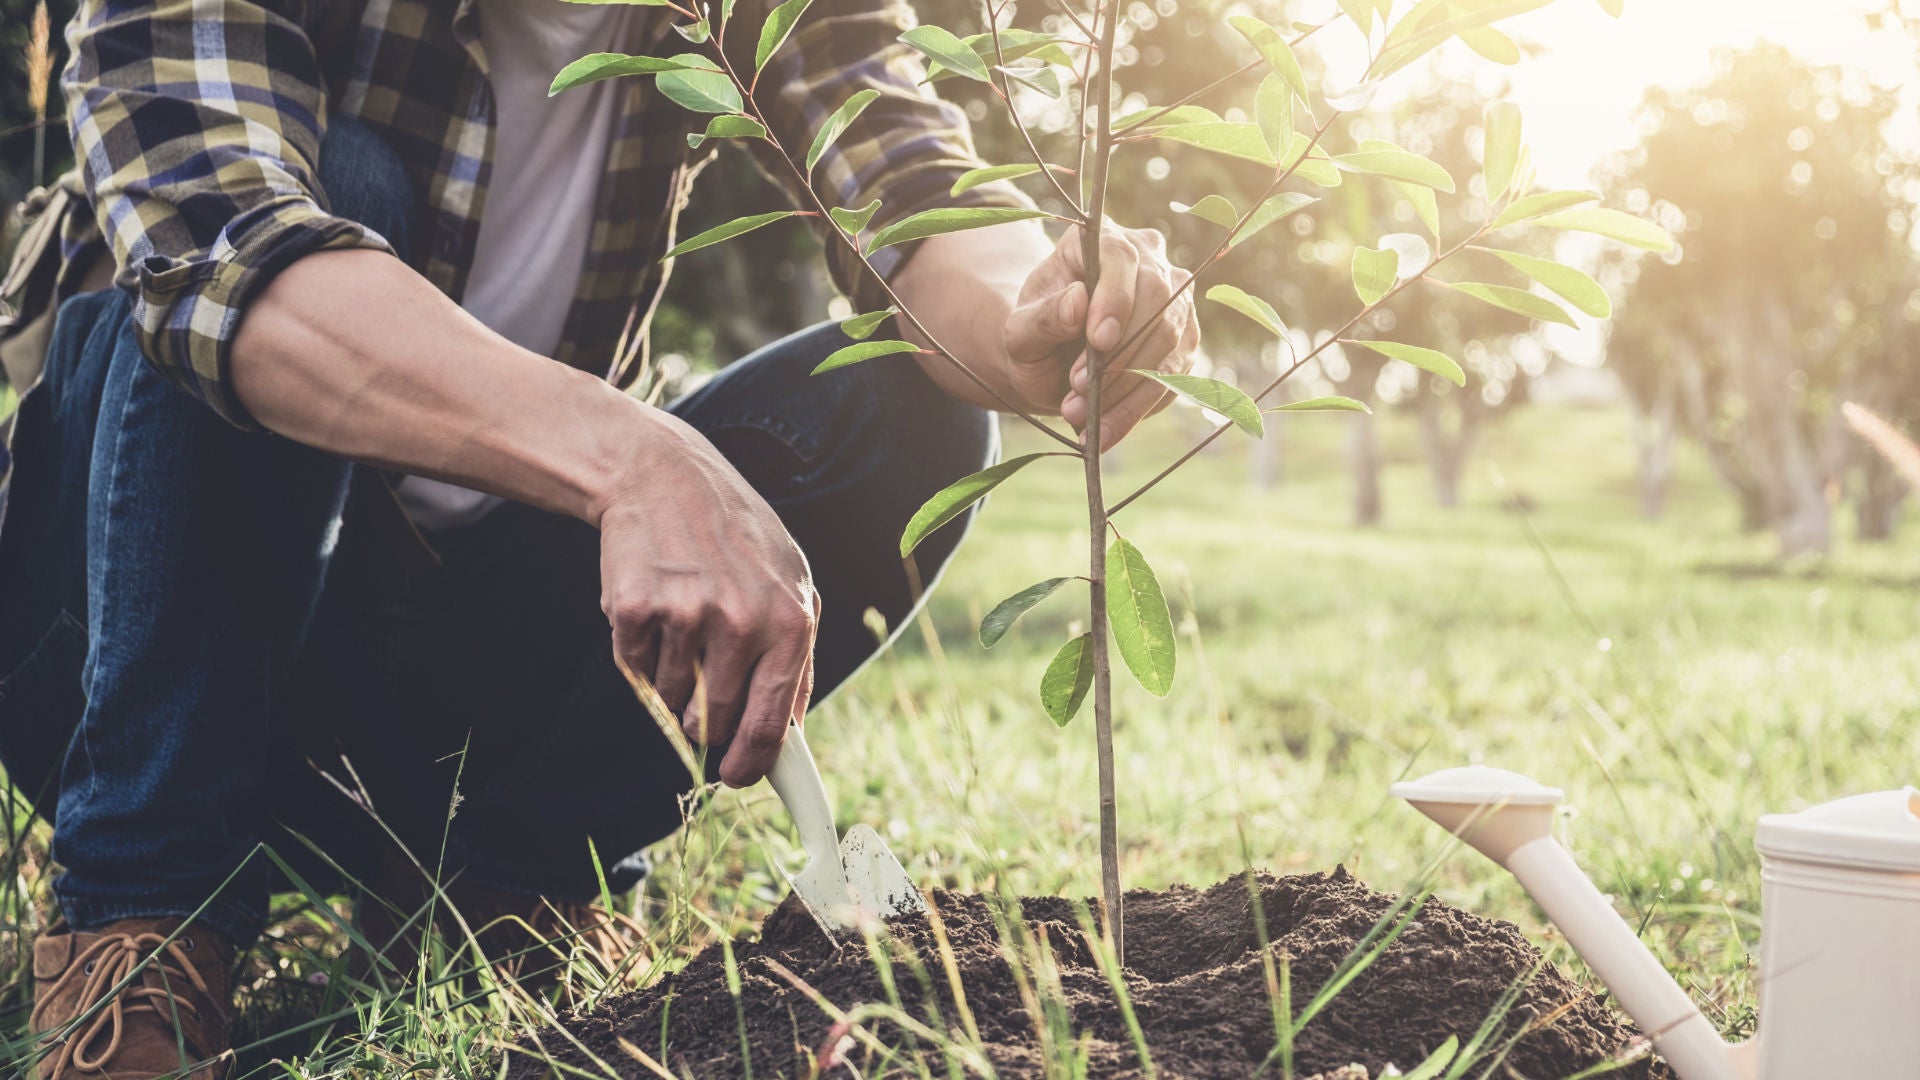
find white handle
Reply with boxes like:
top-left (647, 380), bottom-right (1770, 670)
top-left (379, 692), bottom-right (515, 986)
top-left (767, 722), bottom-right (843, 870)
top-left (1506, 838), bottom-right (1750, 1080)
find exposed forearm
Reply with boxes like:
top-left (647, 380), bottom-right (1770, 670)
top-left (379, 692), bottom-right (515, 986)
top-left (894, 221), bottom-right (1059, 412)
top-left (230, 249), bottom-right (660, 525)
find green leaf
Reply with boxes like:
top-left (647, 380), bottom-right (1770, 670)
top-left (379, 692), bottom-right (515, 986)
top-left (812, 338), bottom-right (918, 375)
top-left (900, 25), bottom-right (989, 81)
top-left (806, 89), bottom-right (880, 172)
top-left (900, 453), bottom-right (1050, 556)
top-left (1151, 122), bottom-right (1276, 165)
top-left (1235, 192), bottom-right (1318, 246)
top-left (1339, 0), bottom-right (1374, 33)
top-left (1204, 284), bottom-right (1285, 336)
top-left (981, 577), bottom-right (1072, 647)
top-left (1282, 133), bottom-right (1344, 187)
top-left (1475, 247), bottom-right (1611, 317)
top-left (1113, 104), bottom-right (1223, 133)
top-left (1344, 340), bottom-right (1466, 386)
top-left (1596, 0), bottom-right (1623, 14)
top-left (656, 54), bottom-right (744, 113)
top-left (997, 62), bottom-right (1063, 98)
top-left (672, 18), bottom-right (711, 43)
top-left (549, 52), bottom-right (705, 95)
top-left (925, 28), bottom-right (1072, 82)
top-left (1040, 634), bottom-right (1094, 726)
top-left (1106, 537), bottom-right (1176, 697)
top-left (1172, 195), bottom-right (1240, 228)
top-left (755, 0), bottom-right (810, 74)
top-left (1351, 245), bottom-right (1399, 305)
top-left (1395, 180), bottom-right (1442, 240)
top-left (686, 114), bottom-right (766, 148)
top-left (1491, 189), bottom-right (1599, 229)
top-left (1482, 101), bottom-right (1522, 202)
top-left (1269, 395), bottom-right (1372, 413)
top-left (866, 206), bottom-right (1051, 254)
top-left (1460, 25), bottom-right (1519, 63)
top-left (663, 210), bottom-right (798, 259)
top-left (1376, 0), bottom-right (1553, 79)
top-left (1335, 149), bottom-right (1456, 193)
top-left (1136, 372), bottom-right (1264, 437)
top-left (1533, 207), bottom-right (1675, 252)
top-left (1228, 15), bottom-right (1307, 101)
top-left (829, 199), bottom-right (881, 235)
top-left (951, 162), bottom-right (1066, 196)
top-left (839, 307), bottom-right (899, 340)
top-left (1447, 282), bottom-right (1577, 326)
top-left (1254, 74), bottom-right (1294, 159)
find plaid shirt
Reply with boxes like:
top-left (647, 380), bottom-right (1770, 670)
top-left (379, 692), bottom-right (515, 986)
top-left (47, 0), bottom-right (1028, 427)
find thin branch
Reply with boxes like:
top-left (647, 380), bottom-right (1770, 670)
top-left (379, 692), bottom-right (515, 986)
top-left (1108, 220), bottom-right (1497, 516)
top-left (708, 42), bottom-right (1083, 450)
top-left (1108, 15), bottom-right (1343, 138)
top-left (1092, 107), bottom-right (1340, 384)
top-left (985, 1), bottom-right (1089, 219)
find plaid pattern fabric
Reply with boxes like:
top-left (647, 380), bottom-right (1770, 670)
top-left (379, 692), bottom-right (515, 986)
top-left (53, 0), bottom-right (1030, 428)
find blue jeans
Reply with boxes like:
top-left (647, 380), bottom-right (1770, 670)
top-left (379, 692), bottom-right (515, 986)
top-left (0, 121), bottom-right (996, 945)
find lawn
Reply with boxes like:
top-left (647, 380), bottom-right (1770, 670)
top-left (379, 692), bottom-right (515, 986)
top-left (4, 400), bottom-right (1916, 1074)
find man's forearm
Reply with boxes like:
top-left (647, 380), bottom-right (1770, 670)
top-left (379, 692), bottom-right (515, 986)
top-left (893, 221), bottom-right (1060, 412)
top-left (230, 249), bottom-right (661, 525)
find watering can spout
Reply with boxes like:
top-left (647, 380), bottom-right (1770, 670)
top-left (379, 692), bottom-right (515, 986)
top-left (1392, 768), bottom-right (1754, 1080)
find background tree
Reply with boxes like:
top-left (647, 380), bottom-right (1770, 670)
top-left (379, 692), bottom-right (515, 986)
top-left (1599, 44), bottom-right (1920, 554)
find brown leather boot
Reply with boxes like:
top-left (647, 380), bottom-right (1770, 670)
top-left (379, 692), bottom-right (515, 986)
top-left (29, 917), bottom-right (234, 1079)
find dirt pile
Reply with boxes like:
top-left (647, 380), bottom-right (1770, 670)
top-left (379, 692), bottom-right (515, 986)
top-left (514, 868), bottom-right (1665, 1079)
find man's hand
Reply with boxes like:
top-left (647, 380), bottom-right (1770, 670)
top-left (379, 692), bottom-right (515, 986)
top-left (895, 218), bottom-right (1202, 449)
top-left (1003, 221), bottom-right (1201, 451)
top-left (596, 412), bottom-right (820, 788)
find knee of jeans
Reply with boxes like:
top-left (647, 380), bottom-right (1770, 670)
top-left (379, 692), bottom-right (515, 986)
top-left (317, 118), bottom-right (418, 262)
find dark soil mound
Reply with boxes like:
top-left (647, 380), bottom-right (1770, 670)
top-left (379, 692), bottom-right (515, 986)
top-left (514, 868), bottom-right (1665, 1079)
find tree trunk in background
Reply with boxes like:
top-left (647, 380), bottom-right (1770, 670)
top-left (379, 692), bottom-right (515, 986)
top-left (1855, 453), bottom-right (1908, 541)
top-left (1349, 411), bottom-right (1381, 526)
top-left (1632, 373), bottom-right (1678, 519)
top-left (1738, 306), bottom-right (1830, 557)
top-left (1417, 388), bottom-right (1476, 510)
top-left (1250, 413), bottom-right (1283, 490)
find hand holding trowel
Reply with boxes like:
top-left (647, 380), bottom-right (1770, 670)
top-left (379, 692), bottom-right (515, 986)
top-left (766, 720), bottom-right (925, 940)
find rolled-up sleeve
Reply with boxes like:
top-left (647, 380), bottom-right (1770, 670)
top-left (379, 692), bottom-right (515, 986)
top-left (64, 0), bottom-right (394, 427)
top-left (733, 0), bottom-right (1036, 314)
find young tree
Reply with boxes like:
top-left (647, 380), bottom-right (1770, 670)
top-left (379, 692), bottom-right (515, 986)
top-left (560, 0), bottom-right (1667, 956)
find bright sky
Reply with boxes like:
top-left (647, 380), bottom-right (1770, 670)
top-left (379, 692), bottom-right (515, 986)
top-left (1301, 0), bottom-right (1920, 368)
top-left (1306, 0), bottom-right (1919, 187)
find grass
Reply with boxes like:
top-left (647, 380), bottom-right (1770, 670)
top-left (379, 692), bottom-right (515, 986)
top-left (4, 399), bottom-right (1917, 1075)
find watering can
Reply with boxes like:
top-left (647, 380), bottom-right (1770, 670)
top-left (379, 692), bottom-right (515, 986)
top-left (1392, 766), bottom-right (1920, 1080)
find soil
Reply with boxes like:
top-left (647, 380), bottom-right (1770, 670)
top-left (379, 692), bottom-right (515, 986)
top-left (514, 868), bottom-right (1667, 1079)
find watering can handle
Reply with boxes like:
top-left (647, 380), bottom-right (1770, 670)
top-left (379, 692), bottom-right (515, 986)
top-left (768, 721), bottom-right (844, 870)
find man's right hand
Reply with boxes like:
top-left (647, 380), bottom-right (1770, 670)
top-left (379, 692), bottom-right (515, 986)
top-left (594, 411), bottom-right (820, 788)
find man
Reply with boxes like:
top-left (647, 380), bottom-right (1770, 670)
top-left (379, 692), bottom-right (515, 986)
top-left (0, 0), bottom-right (1200, 1074)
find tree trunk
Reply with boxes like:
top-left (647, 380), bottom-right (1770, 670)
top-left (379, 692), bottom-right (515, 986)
top-left (1349, 411), bottom-right (1381, 526)
top-left (1855, 453), bottom-right (1908, 541)
top-left (1743, 306), bottom-right (1830, 557)
top-left (1250, 413), bottom-right (1283, 490)
top-left (1417, 388), bottom-right (1474, 509)
top-left (1633, 374), bottom-right (1678, 519)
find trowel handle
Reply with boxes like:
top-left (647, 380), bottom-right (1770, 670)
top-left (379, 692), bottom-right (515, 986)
top-left (768, 721), bottom-right (843, 869)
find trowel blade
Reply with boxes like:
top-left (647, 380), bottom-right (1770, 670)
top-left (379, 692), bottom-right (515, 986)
top-left (840, 823), bottom-right (926, 919)
top-left (786, 856), bottom-right (860, 942)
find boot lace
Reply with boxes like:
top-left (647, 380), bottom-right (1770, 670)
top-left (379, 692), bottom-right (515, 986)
top-left (46, 930), bottom-right (213, 1075)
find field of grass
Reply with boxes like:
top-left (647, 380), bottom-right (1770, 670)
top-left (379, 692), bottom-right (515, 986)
top-left (4, 400), bottom-right (1917, 1076)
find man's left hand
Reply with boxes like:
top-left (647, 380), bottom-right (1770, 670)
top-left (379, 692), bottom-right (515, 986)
top-left (1002, 221), bottom-right (1202, 451)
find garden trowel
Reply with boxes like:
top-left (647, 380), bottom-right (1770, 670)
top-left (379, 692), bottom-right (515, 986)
top-left (766, 721), bottom-right (925, 941)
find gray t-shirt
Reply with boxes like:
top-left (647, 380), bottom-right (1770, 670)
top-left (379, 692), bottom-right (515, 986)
top-left (395, 0), bottom-right (634, 530)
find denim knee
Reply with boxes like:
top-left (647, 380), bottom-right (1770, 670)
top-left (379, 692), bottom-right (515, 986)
top-left (317, 118), bottom-right (418, 262)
